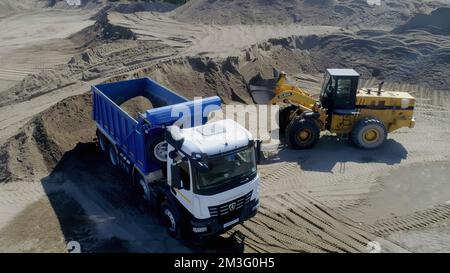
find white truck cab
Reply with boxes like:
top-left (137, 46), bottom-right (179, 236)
top-left (163, 119), bottom-right (260, 239)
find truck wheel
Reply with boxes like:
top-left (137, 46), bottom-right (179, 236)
top-left (108, 144), bottom-right (119, 167)
top-left (137, 177), bottom-right (151, 201)
top-left (285, 118), bottom-right (320, 149)
top-left (148, 135), bottom-right (168, 164)
top-left (351, 118), bottom-right (387, 149)
top-left (160, 201), bottom-right (182, 239)
top-left (97, 131), bottom-right (108, 154)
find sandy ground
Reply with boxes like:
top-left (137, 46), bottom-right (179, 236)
top-left (0, 1), bottom-right (450, 253)
top-left (108, 11), bottom-right (340, 57)
top-left (0, 9), bottom-right (95, 94)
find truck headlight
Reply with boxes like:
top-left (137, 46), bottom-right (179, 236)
top-left (193, 226), bottom-right (208, 233)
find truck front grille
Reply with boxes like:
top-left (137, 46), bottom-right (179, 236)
top-left (208, 191), bottom-right (252, 217)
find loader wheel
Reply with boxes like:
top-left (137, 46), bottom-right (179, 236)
top-left (278, 106), bottom-right (297, 132)
top-left (351, 118), bottom-right (387, 149)
top-left (286, 118), bottom-right (320, 149)
top-left (161, 201), bottom-right (182, 239)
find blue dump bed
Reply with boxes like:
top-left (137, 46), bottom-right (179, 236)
top-left (92, 77), bottom-right (221, 174)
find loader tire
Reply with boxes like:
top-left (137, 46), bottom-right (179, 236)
top-left (351, 118), bottom-right (387, 149)
top-left (278, 106), bottom-right (297, 133)
top-left (286, 118), bottom-right (320, 149)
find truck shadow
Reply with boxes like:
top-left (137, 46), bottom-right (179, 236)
top-left (40, 142), bottom-right (245, 253)
top-left (262, 136), bottom-right (408, 173)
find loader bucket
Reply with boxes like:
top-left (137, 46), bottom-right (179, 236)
top-left (248, 70), bottom-right (279, 104)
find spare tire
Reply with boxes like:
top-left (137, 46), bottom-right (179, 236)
top-left (148, 135), bottom-right (168, 164)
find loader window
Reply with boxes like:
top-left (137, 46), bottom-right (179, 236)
top-left (333, 77), bottom-right (357, 109)
top-left (320, 74), bottom-right (331, 97)
top-left (336, 79), bottom-right (352, 95)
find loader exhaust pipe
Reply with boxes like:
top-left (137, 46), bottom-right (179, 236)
top-left (378, 81), bottom-right (385, 96)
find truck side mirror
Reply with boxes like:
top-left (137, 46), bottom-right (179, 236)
top-left (171, 163), bottom-right (183, 189)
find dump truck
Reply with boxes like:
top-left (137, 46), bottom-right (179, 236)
top-left (92, 78), bottom-right (260, 240)
top-left (250, 69), bottom-right (416, 149)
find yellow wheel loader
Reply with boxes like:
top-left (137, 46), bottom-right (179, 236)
top-left (249, 69), bottom-right (416, 149)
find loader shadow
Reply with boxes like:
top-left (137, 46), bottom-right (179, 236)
top-left (263, 135), bottom-right (408, 173)
top-left (40, 142), bottom-right (245, 253)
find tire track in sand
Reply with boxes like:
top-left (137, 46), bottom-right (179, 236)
top-left (367, 205), bottom-right (450, 236)
top-left (232, 188), bottom-right (406, 252)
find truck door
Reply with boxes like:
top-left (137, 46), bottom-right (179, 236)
top-left (176, 160), bottom-right (194, 210)
top-left (167, 149), bottom-right (194, 213)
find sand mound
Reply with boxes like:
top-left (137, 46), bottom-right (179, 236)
top-left (394, 7), bottom-right (450, 36)
top-left (0, 92), bottom-right (95, 183)
top-left (171, 0), bottom-right (444, 28)
top-left (119, 96), bottom-right (154, 119)
top-left (108, 56), bottom-right (256, 104)
top-left (69, 7), bottom-right (136, 48)
top-left (114, 1), bottom-right (177, 13)
top-left (237, 28), bottom-right (450, 90)
top-left (0, 7), bottom-right (140, 107)
top-left (0, 69), bottom-right (76, 108)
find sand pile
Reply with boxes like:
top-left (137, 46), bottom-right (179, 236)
top-left (171, 0), bottom-right (445, 28)
top-left (119, 96), bottom-right (154, 119)
top-left (247, 25), bottom-right (450, 90)
top-left (114, 1), bottom-right (177, 13)
top-left (0, 69), bottom-right (76, 108)
top-left (394, 7), bottom-right (450, 36)
top-left (69, 8), bottom-right (136, 48)
top-left (0, 92), bottom-right (95, 183)
top-left (109, 56), bottom-right (256, 104)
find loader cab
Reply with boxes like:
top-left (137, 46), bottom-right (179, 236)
top-left (320, 69), bottom-right (360, 111)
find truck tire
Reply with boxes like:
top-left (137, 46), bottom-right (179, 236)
top-left (108, 144), bottom-right (119, 167)
top-left (97, 130), bottom-right (108, 154)
top-left (148, 135), bottom-right (168, 164)
top-left (351, 118), bottom-right (387, 149)
top-left (160, 201), bottom-right (182, 239)
top-left (285, 118), bottom-right (320, 149)
top-left (137, 177), bottom-right (151, 201)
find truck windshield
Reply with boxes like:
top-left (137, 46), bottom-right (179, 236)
top-left (194, 147), bottom-right (257, 195)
